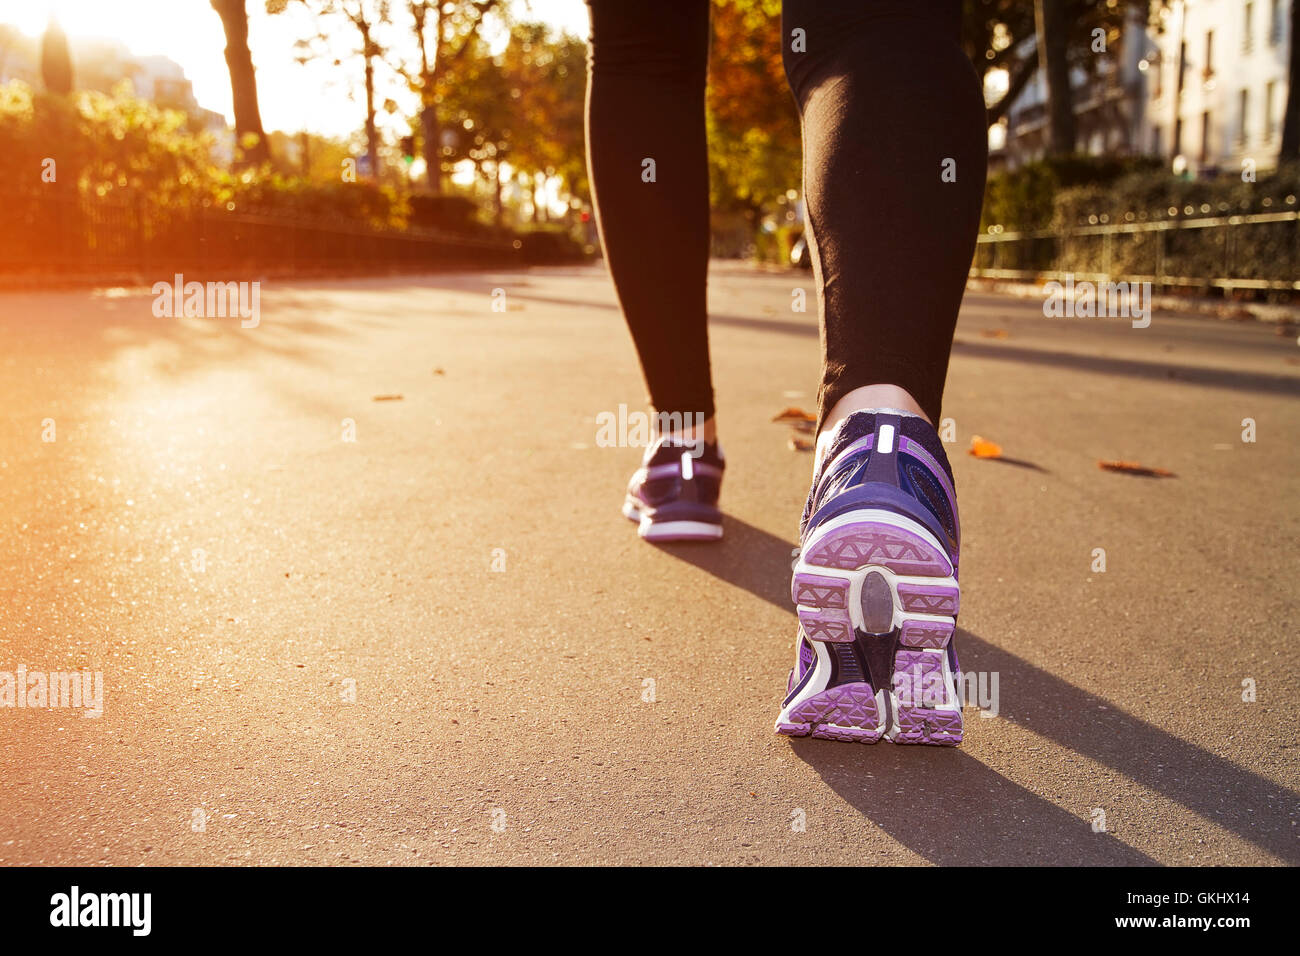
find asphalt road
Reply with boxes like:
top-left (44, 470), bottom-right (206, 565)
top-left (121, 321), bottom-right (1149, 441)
top-left (1, 263), bottom-right (1296, 865)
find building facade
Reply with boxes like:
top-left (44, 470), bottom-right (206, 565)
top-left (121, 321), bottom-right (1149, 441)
top-left (1146, 0), bottom-right (1292, 174)
top-left (993, 0), bottom-right (1293, 175)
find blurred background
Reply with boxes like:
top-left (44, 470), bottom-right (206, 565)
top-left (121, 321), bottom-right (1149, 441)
top-left (0, 0), bottom-right (1296, 296)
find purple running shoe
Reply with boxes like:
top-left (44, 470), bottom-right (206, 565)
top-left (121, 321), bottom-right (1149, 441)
top-left (622, 436), bottom-right (725, 541)
top-left (775, 410), bottom-right (963, 745)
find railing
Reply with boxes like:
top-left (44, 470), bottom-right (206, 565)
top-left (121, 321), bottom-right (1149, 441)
top-left (971, 207), bottom-right (1300, 294)
top-left (0, 188), bottom-right (521, 282)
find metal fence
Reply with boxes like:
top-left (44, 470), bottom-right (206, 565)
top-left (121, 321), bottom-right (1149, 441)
top-left (971, 207), bottom-right (1300, 295)
top-left (0, 188), bottom-right (522, 282)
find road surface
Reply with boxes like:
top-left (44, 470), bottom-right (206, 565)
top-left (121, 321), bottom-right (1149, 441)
top-left (0, 263), bottom-right (1296, 865)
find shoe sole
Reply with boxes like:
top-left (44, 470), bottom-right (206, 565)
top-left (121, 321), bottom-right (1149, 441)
top-left (623, 498), bottom-right (723, 541)
top-left (775, 508), bottom-right (962, 746)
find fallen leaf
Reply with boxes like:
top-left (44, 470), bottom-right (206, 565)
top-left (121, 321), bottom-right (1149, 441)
top-left (980, 328), bottom-right (1010, 339)
top-left (969, 435), bottom-right (1003, 458)
top-left (433, 367), bottom-right (446, 375)
top-left (772, 406), bottom-right (816, 424)
top-left (788, 435), bottom-right (814, 452)
top-left (1098, 460), bottom-right (1176, 478)
top-left (372, 394), bottom-right (403, 402)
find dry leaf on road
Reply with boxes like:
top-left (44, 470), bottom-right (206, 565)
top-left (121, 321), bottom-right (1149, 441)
top-left (969, 435), bottom-right (1003, 458)
top-left (772, 406), bottom-right (816, 424)
top-left (1098, 460), bottom-right (1176, 478)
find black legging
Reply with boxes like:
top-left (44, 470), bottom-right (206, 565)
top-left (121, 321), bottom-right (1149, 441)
top-left (585, 0), bottom-right (987, 429)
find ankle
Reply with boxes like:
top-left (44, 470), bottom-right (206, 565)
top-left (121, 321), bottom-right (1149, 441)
top-left (817, 386), bottom-right (927, 467)
top-left (652, 410), bottom-right (717, 446)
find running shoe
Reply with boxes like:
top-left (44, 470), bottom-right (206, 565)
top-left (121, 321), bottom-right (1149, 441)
top-left (622, 436), bottom-right (724, 541)
top-left (775, 410), bottom-right (963, 745)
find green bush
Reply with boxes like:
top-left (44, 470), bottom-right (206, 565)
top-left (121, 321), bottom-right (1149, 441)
top-left (0, 79), bottom-right (407, 231)
top-left (214, 172), bottom-right (408, 231)
top-left (982, 155), bottom-right (1164, 230)
top-left (514, 224), bottom-right (589, 264)
top-left (1051, 165), bottom-right (1300, 284)
top-left (979, 154), bottom-right (1300, 289)
top-left (0, 80), bottom-right (215, 204)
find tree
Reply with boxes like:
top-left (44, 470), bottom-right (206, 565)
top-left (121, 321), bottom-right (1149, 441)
top-left (40, 16), bottom-right (73, 96)
top-left (406, 0), bottom-right (502, 194)
top-left (972, 0), bottom-right (1133, 129)
top-left (269, 0), bottom-right (394, 178)
top-left (963, 0), bottom-right (1038, 123)
top-left (1281, 0), bottom-right (1300, 160)
top-left (494, 21), bottom-right (587, 212)
top-left (435, 29), bottom-right (514, 221)
top-left (1035, 0), bottom-right (1077, 154)
top-left (706, 0), bottom-right (801, 215)
top-left (211, 0), bottom-right (271, 164)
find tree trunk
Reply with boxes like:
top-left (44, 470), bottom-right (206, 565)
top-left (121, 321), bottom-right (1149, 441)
top-left (533, 173), bottom-right (546, 224)
top-left (1035, 0), bottom-right (1076, 155)
top-left (413, 1), bottom-right (443, 194)
top-left (1281, 0), bottom-right (1300, 160)
top-left (210, 0), bottom-right (270, 165)
top-left (421, 106), bottom-right (442, 194)
top-left (40, 18), bottom-right (73, 95)
top-left (988, 55), bottom-right (1037, 125)
top-left (494, 161), bottom-right (504, 226)
top-left (360, 20), bottom-right (379, 180)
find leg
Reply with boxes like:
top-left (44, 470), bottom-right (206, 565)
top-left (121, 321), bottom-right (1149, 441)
top-left (588, 2), bottom-right (724, 542)
top-left (776, 1), bottom-right (985, 745)
top-left (781, 0), bottom-right (987, 443)
top-left (585, 0), bottom-right (714, 436)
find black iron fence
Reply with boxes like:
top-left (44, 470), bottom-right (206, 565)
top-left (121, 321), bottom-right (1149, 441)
top-left (971, 207), bottom-right (1300, 295)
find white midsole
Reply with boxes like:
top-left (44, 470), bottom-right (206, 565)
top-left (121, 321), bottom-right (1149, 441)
top-left (791, 508), bottom-right (957, 633)
top-left (639, 519), bottom-right (722, 539)
top-left (778, 507), bottom-right (960, 737)
top-left (623, 497), bottom-right (721, 539)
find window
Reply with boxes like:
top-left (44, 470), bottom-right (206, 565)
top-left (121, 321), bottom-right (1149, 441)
top-left (1173, 117), bottom-right (1183, 155)
top-left (1200, 111), bottom-right (1211, 164)
top-left (1177, 40), bottom-right (1187, 93)
top-left (1239, 88), bottom-right (1250, 144)
top-left (1265, 80), bottom-right (1277, 139)
top-left (1152, 125), bottom-right (1163, 155)
top-left (1204, 31), bottom-right (1214, 79)
top-left (1270, 0), bottom-right (1283, 45)
top-left (1244, 2), bottom-right (1255, 53)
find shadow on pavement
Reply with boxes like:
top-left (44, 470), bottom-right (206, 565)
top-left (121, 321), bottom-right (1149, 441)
top-left (978, 455), bottom-right (1049, 472)
top-left (687, 309), bottom-right (1300, 398)
top-left (788, 739), bottom-right (1157, 865)
top-left (950, 339), bottom-right (1300, 397)
top-left (657, 515), bottom-right (1299, 865)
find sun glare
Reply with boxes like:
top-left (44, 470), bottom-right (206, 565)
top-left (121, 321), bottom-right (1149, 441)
top-left (4, 0), bottom-right (589, 139)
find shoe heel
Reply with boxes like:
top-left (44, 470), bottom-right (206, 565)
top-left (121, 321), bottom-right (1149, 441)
top-left (791, 509), bottom-right (963, 746)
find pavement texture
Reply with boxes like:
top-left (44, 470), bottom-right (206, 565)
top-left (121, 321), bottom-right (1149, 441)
top-left (0, 261), bottom-right (1297, 865)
